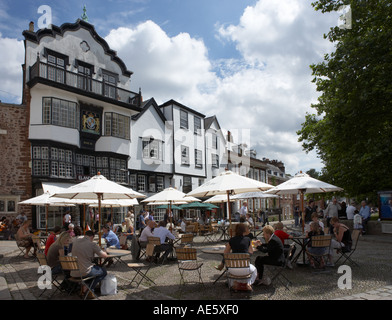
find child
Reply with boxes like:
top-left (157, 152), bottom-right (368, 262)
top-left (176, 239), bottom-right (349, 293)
top-left (274, 222), bottom-right (296, 268)
top-left (353, 210), bottom-right (363, 232)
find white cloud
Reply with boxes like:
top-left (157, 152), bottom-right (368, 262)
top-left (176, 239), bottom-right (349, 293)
top-left (0, 33), bottom-right (24, 103)
top-left (0, 0), bottom-right (340, 175)
top-left (105, 21), bottom-right (217, 104)
top-left (104, 1), bottom-right (338, 174)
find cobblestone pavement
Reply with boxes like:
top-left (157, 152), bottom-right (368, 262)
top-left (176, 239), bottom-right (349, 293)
top-left (1, 221), bottom-right (391, 301)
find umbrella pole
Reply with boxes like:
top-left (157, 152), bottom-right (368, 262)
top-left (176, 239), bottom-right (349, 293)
top-left (252, 198), bottom-right (256, 237)
top-left (98, 193), bottom-right (102, 247)
top-left (300, 190), bottom-right (305, 234)
top-left (45, 204), bottom-right (48, 235)
top-left (83, 204), bottom-right (86, 235)
top-left (227, 191), bottom-right (232, 237)
top-left (169, 201), bottom-right (173, 233)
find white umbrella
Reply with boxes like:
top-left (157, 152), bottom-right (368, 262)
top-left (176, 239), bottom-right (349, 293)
top-left (204, 194), bottom-right (235, 203)
top-left (19, 192), bottom-right (76, 234)
top-left (204, 194), bottom-right (235, 221)
top-left (187, 170), bottom-right (274, 235)
top-left (52, 173), bottom-right (145, 245)
top-left (264, 171), bottom-right (343, 232)
top-left (141, 187), bottom-right (194, 231)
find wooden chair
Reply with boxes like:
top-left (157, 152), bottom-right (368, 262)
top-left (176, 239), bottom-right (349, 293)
top-left (147, 236), bottom-right (162, 261)
top-left (127, 243), bottom-right (156, 288)
top-left (199, 225), bottom-right (214, 243)
top-left (59, 256), bottom-right (99, 300)
top-left (36, 252), bottom-right (63, 298)
top-left (335, 229), bottom-right (361, 267)
top-left (119, 233), bottom-right (128, 250)
top-left (177, 233), bottom-right (194, 247)
top-left (175, 247), bottom-right (204, 285)
top-left (32, 234), bottom-right (45, 253)
top-left (185, 224), bottom-right (195, 234)
top-left (305, 235), bottom-right (332, 270)
top-left (223, 253), bottom-right (253, 293)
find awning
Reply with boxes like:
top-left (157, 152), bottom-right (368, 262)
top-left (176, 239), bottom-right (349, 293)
top-left (42, 182), bottom-right (76, 194)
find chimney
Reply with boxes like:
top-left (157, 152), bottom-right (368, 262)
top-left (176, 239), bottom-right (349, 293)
top-left (29, 21), bottom-right (34, 32)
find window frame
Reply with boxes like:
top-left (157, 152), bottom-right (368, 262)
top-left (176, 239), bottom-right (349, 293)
top-left (180, 109), bottom-right (189, 129)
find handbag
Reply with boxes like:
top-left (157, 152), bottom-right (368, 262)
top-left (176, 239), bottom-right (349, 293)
top-left (232, 281), bottom-right (252, 292)
top-left (100, 274), bottom-right (117, 295)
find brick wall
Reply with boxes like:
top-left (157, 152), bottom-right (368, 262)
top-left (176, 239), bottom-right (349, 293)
top-left (0, 101), bottom-right (32, 221)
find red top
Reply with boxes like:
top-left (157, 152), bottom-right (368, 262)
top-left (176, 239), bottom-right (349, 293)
top-left (44, 233), bottom-right (56, 256)
top-left (274, 230), bottom-right (290, 245)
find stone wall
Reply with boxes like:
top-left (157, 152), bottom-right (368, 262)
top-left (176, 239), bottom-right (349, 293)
top-left (0, 102), bottom-right (32, 221)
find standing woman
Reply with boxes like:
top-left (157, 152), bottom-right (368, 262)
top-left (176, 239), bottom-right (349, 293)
top-left (16, 220), bottom-right (37, 258)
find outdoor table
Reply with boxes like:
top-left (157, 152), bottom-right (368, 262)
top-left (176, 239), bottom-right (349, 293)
top-left (94, 248), bottom-right (131, 267)
top-left (201, 246), bottom-right (227, 284)
top-left (216, 224), bottom-right (230, 241)
top-left (291, 235), bottom-right (309, 266)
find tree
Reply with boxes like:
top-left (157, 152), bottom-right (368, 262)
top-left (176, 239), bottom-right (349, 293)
top-left (298, 0), bottom-right (392, 203)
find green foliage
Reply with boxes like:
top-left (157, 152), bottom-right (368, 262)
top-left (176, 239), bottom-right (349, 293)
top-left (298, 0), bottom-right (392, 202)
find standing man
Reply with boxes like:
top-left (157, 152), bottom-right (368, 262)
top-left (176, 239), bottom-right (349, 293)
top-left (293, 205), bottom-right (300, 227)
top-left (323, 198), bottom-right (341, 233)
top-left (240, 202), bottom-right (248, 219)
top-left (71, 230), bottom-right (108, 298)
top-left (346, 202), bottom-right (356, 220)
top-left (359, 200), bottom-right (371, 235)
top-left (63, 211), bottom-right (72, 230)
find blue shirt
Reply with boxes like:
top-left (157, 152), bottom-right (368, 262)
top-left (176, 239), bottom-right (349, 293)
top-left (153, 227), bottom-right (176, 244)
top-left (103, 230), bottom-right (120, 249)
top-left (359, 205), bottom-right (371, 220)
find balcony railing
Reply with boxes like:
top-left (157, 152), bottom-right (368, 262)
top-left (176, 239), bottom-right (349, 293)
top-left (29, 61), bottom-right (139, 105)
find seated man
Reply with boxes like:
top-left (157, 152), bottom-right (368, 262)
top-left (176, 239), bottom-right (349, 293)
top-left (102, 225), bottom-right (121, 249)
top-left (254, 225), bottom-right (285, 286)
top-left (71, 230), bottom-right (108, 298)
top-left (139, 219), bottom-right (156, 248)
top-left (151, 220), bottom-right (176, 264)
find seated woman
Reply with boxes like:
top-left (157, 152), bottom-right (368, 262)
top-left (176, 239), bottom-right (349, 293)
top-left (47, 231), bottom-right (72, 275)
top-left (328, 217), bottom-right (352, 266)
top-left (254, 225), bottom-right (285, 286)
top-left (215, 223), bottom-right (257, 289)
top-left (306, 221), bottom-right (326, 268)
top-left (16, 220), bottom-right (36, 258)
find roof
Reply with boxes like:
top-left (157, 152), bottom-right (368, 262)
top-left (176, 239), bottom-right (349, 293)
top-left (204, 115), bottom-right (221, 130)
top-left (22, 19), bottom-right (133, 77)
top-left (131, 98), bottom-right (166, 123)
top-left (159, 99), bottom-right (206, 118)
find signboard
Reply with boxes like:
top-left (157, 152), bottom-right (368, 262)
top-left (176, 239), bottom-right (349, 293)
top-left (378, 191), bottom-right (392, 220)
top-left (81, 110), bottom-right (100, 135)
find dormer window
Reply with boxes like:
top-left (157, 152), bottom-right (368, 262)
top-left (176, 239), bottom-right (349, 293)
top-left (44, 48), bottom-right (69, 84)
top-left (102, 70), bottom-right (118, 99)
top-left (75, 60), bottom-right (94, 91)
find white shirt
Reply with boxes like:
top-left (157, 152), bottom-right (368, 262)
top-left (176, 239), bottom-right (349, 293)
top-left (240, 205), bottom-right (248, 216)
top-left (346, 205), bottom-right (356, 219)
top-left (139, 226), bottom-right (153, 242)
top-left (64, 213), bottom-right (71, 223)
top-left (180, 221), bottom-right (186, 232)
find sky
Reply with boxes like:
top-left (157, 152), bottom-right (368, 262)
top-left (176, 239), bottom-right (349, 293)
top-left (0, 0), bottom-right (343, 175)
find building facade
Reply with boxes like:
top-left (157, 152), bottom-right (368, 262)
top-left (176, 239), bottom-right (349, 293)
top-left (0, 19), bottom-right (291, 229)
